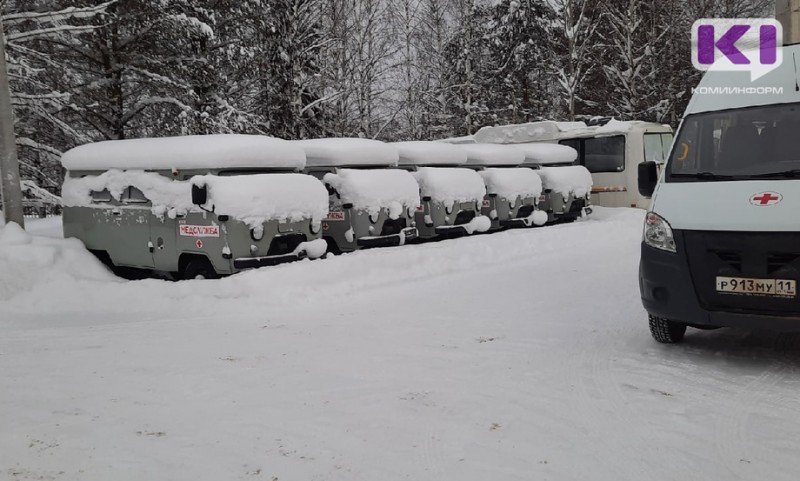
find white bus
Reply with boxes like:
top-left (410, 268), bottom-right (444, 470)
top-left (474, 119), bottom-right (674, 209)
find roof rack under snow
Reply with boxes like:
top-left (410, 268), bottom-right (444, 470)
top-left (514, 143), bottom-right (578, 166)
top-left (60, 134), bottom-right (306, 171)
top-left (392, 141), bottom-right (468, 166)
top-left (458, 144), bottom-right (525, 167)
top-left (295, 138), bottom-right (399, 167)
top-left (474, 119), bottom-right (668, 144)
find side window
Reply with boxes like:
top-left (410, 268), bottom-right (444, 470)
top-left (584, 136), bottom-right (625, 173)
top-left (90, 189), bottom-right (112, 203)
top-left (643, 133), bottom-right (673, 163)
top-left (670, 119), bottom-right (700, 174)
top-left (120, 186), bottom-right (149, 204)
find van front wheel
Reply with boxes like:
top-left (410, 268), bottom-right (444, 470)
top-left (648, 314), bottom-right (687, 344)
top-left (183, 258), bottom-right (219, 280)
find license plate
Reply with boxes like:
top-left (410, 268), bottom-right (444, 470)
top-left (716, 276), bottom-right (797, 298)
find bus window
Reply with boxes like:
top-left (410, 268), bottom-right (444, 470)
top-left (644, 133), bottom-right (674, 163)
top-left (584, 136), bottom-right (625, 172)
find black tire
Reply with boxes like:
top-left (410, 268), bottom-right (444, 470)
top-left (89, 250), bottom-right (114, 269)
top-left (648, 314), bottom-right (687, 344)
top-left (324, 237), bottom-right (342, 256)
top-left (183, 258), bottom-right (219, 280)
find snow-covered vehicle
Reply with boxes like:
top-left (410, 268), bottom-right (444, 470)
top-left (393, 141), bottom-right (491, 239)
top-left (297, 138), bottom-right (419, 253)
top-left (458, 144), bottom-right (547, 230)
top-left (513, 143), bottom-right (593, 224)
top-left (475, 119), bottom-right (673, 209)
top-left (638, 43), bottom-right (800, 343)
top-left (60, 135), bottom-right (329, 279)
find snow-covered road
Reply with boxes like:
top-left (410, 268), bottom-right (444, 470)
top-left (2, 208), bottom-right (800, 481)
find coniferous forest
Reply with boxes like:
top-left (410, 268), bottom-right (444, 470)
top-left (1, 0), bottom-right (772, 191)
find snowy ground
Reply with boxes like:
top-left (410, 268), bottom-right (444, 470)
top-left (2, 209), bottom-right (800, 481)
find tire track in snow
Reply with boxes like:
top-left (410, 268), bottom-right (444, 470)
top-left (712, 334), bottom-right (800, 478)
top-left (713, 361), bottom-right (789, 478)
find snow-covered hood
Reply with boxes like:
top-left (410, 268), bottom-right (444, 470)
top-left (652, 180), bottom-right (800, 232)
top-left (479, 168), bottom-right (542, 200)
top-left (412, 167), bottom-right (486, 204)
top-left (323, 169), bottom-right (420, 214)
top-left (537, 166), bottom-right (592, 198)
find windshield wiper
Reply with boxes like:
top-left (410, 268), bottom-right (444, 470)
top-left (671, 172), bottom-right (736, 181)
top-left (748, 169), bottom-right (800, 179)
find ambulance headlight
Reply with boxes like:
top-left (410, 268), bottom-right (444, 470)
top-left (445, 203), bottom-right (454, 215)
top-left (643, 212), bottom-right (676, 253)
top-left (407, 206), bottom-right (415, 218)
top-left (310, 220), bottom-right (321, 235)
top-left (369, 211), bottom-right (380, 223)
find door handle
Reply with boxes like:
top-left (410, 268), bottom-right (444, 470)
top-left (111, 209), bottom-right (121, 216)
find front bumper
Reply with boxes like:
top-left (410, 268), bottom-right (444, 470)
top-left (500, 218), bottom-right (533, 228)
top-left (435, 225), bottom-right (469, 238)
top-left (640, 238), bottom-right (800, 332)
top-left (357, 227), bottom-right (418, 248)
top-left (234, 252), bottom-right (306, 270)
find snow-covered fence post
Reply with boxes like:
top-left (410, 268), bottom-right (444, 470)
top-left (0, 15), bottom-right (25, 228)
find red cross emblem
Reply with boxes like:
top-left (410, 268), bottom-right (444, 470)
top-left (750, 192), bottom-right (782, 206)
top-left (196, 239), bottom-right (204, 249)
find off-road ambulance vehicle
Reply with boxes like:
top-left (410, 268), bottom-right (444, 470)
top-left (60, 135), bottom-right (329, 279)
top-left (393, 141), bottom-right (491, 239)
top-left (639, 43), bottom-right (800, 343)
top-left (296, 138), bottom-right (420, 253)
top-left (476, 119), bottom-right (673, 209)
top-left (458, 143), bottom-right (546, 230)
top-left (513, 143), bottom-right (592, 224)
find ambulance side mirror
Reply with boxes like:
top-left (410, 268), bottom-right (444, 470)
top-left (192, 184), bottom-right (208, 206)
top-left (638, 161), bottom-right (659, 198)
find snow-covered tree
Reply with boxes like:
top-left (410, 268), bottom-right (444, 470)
top-left (553, 0), bottom-right (598, 120)
top-left (485, 0), bottom-right (559, 124)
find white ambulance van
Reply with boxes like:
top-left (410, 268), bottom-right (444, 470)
top-left (639, 44), bottom-right (800, 343)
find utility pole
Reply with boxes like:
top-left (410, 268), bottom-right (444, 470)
top-left (0, 15), bottom-right (25, 228)
top-left (777, 0), bottom-right (800, 44)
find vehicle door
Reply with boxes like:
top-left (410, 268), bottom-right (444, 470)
top-left (108, 186), bottom-right (155, 269)
top-left (150, 206), bottom-right (180, 272)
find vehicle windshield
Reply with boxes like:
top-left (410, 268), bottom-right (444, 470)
top-left (667, 102), bottom-right (800, 181)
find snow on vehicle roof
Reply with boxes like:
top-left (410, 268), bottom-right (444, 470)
top-left (192, 174), bottom-right (329, 227)
top-left (323, 168), bottom-right (419, 215)
top-left (474, 121), bottom-right (583, 143)
top-left (458, 143), bottom-right (525, 166)
top-left (514, 143), bottom-right (578, 165)
top-left (412, 167), bottom-right (487, 204)
top-left (393, 141), bottom-right (468, 166)
top-left (62, 170), bottom-right (328, 227)
top-left (537, 166), bottom-right (593, 199)
top-left (435, 135), bottom-right (476, 145)
top-left (295, 138), bottom-right (399, 167)
top-left (60, 135), bottom-right (306, 171)
top-left (474, 119), bottom-right (669, 144)
top-left (479, 168), bottom-right (543, 200)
